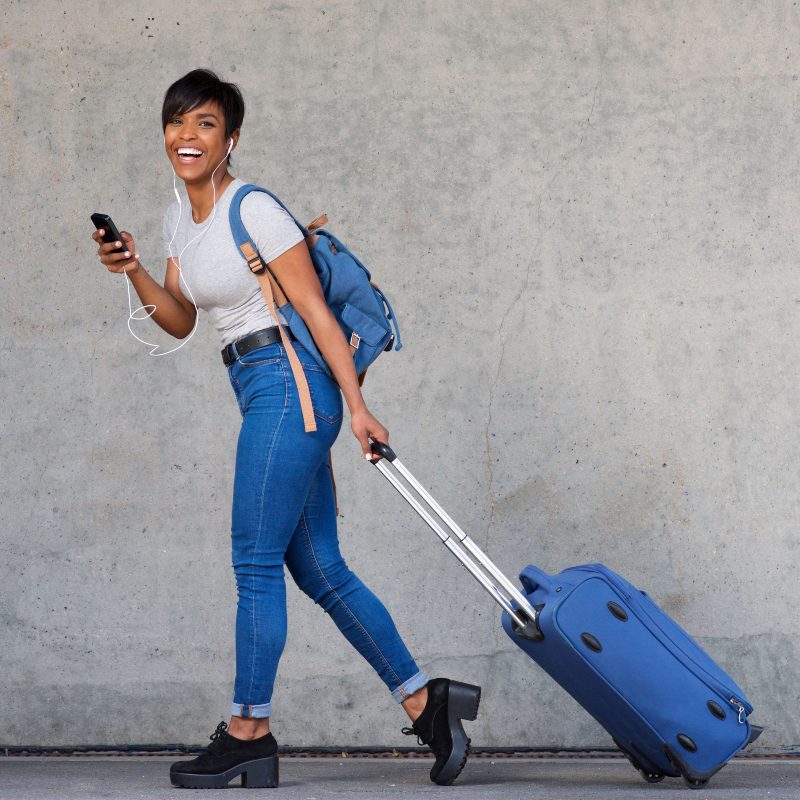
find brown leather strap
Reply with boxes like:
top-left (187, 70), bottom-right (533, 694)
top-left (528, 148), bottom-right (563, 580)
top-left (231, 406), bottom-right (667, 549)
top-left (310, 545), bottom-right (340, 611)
top-left (307, 213), bottom-right (328, 232)
top-left (239, 242), bottom-right (317, 433)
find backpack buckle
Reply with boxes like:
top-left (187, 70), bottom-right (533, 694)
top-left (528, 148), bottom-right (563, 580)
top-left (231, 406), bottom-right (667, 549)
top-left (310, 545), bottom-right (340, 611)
top-left (239, 242), bottom-right (266, 275)
top-left (350, 332), bottom-right (361, 350)
top-left (247, 255), bottom-right (266, 275)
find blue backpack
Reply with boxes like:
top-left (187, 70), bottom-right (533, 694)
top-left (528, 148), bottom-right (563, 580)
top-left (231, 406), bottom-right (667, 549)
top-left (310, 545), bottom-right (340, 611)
top-left (229, 184), bottom-right (402, 386)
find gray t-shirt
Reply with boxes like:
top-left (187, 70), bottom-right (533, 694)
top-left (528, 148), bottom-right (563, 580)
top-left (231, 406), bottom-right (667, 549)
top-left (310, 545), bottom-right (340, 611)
top-left (162, 177), bottom-right (304, 347)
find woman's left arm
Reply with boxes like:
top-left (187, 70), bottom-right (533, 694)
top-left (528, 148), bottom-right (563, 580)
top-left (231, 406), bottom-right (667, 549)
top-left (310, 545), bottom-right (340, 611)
top-left (268, 239), bottom-right (388, 459)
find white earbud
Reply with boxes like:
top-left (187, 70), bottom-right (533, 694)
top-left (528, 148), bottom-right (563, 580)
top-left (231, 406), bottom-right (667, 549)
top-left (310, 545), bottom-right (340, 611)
top-left (227, 138), bottom-right (233, 154)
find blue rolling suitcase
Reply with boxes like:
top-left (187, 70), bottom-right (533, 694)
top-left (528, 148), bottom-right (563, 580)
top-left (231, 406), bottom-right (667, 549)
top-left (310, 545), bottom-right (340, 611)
top-left (369, 442), bottom-right (761, 789)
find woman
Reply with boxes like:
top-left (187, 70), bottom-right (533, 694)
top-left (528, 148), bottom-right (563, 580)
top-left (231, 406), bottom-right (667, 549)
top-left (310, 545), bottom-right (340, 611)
top-left (92, 69), bottom-right (481, 789)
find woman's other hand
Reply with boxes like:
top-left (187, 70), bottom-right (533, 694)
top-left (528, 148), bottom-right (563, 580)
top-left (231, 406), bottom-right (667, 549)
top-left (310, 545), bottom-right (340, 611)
top-left (351, 407), bottom-right (388, 462)
top-left (92, 229), bottom-right (140, 275)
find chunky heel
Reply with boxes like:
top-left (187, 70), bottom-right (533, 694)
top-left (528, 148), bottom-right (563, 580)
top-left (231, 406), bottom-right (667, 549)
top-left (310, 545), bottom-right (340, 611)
top-left (401, 677), bottom-right (482, 786)
top-left (447, 680), bottom-right (481, 721)
top-left (242, 756), bottom-right (278, 789)
top-left (241, 754), bottom-right (279, 788)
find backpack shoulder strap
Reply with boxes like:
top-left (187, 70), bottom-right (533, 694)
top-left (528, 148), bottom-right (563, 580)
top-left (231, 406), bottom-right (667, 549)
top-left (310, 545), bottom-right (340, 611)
top-left (230, 184), bottom-right (317, 434)
top-left (229, 183), bottom-right (310, 250)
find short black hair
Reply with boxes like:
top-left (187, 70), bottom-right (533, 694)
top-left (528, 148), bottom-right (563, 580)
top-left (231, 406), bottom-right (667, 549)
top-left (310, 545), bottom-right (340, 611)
top-left (162, 68), bottom-right (245, 167)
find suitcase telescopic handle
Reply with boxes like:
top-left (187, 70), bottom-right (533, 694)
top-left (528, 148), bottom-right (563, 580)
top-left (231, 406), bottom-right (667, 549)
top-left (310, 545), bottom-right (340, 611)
top-left (368, 440), bottom-right (542, 640)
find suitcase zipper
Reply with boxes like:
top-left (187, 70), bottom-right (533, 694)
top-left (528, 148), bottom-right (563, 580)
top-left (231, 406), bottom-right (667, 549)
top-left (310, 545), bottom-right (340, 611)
top-left (730, 699), bottom-right (746, 724)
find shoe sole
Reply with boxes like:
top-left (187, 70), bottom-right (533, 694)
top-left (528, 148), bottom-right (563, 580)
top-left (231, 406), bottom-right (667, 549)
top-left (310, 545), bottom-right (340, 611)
top-left (170, 754), bottom-right (279, 789)
top-left (431, 680), bottom-right (481, 786)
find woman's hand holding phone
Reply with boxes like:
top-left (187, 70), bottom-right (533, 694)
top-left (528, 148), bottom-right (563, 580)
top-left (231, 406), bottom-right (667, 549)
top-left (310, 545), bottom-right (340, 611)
top-left (90, 212), bottom-right (141, 275)
top-left (92, 229), bottom-right (140, 275)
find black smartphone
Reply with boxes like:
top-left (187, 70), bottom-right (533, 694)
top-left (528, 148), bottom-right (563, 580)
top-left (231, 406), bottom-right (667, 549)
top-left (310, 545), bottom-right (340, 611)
top-left (91, 212), bottom-right (126, 254)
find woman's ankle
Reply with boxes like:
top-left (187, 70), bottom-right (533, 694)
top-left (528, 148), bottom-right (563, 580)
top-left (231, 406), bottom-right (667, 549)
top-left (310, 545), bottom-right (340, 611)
top-left (228, 715), bottom-right (270, 740)
top-left (401, 686), bottom-right (428, 722)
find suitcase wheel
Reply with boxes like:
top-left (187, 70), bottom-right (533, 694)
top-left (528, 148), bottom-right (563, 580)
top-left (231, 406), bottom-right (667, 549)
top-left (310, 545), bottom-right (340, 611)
top-left (664, 744), bottom-right (716, 789)
top-left (614, 739), bottom-right (666, 784)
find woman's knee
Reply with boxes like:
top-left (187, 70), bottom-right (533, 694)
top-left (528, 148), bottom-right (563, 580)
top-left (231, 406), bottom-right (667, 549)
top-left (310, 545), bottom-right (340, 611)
top-left (289, 557), bottom-right (355, 610)
top-left (232, 555), bottom-right (285, 592)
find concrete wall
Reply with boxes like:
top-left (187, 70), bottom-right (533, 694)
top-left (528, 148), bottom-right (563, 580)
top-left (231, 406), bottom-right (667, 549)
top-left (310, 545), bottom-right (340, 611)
top-left (1, 0), bottom-right (798, 750)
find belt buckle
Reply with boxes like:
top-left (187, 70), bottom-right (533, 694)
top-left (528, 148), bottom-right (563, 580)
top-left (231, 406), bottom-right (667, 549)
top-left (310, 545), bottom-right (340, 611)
top-left (223, 341), bottom-right (239, 366)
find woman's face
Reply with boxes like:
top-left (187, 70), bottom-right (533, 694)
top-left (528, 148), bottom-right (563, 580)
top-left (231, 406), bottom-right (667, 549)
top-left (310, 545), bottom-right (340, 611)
top-left (164, 99), bottom-right (237, 183)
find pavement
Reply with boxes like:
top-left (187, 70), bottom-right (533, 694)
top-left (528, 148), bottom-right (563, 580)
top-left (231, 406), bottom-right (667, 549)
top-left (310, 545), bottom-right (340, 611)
top-left (1, 755), bottom-right (799, 800)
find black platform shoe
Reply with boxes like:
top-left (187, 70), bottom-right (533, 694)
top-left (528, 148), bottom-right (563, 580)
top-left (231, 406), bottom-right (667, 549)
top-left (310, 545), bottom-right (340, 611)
top-left (170, 720), bottom-right (279, 789)
top-left (402, 678), bottom-right (481, 785)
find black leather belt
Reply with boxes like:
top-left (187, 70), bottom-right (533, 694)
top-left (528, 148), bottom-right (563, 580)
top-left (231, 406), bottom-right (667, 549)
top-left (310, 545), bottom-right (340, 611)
top-left (221, 326), bottom-right (295, 366)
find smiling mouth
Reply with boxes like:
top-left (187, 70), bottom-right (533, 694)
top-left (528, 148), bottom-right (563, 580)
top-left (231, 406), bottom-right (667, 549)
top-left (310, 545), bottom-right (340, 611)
top-left (176, 148), bottom-right (204, 163)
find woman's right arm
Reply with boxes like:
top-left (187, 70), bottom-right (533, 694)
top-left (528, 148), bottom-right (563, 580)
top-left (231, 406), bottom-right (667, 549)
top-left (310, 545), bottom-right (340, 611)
top-left (92, 228), bottom-right (196, 338)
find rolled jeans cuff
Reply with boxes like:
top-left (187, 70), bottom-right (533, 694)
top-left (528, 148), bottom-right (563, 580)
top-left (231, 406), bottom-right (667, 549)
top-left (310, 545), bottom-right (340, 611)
top-left (391, 670), bottom-right (429, 703)
top-left (230, 701), bottom-right (271, 719)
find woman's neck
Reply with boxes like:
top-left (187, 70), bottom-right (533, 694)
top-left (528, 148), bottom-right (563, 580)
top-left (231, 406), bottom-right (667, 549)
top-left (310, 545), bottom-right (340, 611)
top-left (186, 171), bottom-right (235, 224)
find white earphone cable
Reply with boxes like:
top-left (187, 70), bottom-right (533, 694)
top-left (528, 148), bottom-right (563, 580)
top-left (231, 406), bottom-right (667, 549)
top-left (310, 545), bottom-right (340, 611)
top-left (123, 137), bottom-right (234, 356)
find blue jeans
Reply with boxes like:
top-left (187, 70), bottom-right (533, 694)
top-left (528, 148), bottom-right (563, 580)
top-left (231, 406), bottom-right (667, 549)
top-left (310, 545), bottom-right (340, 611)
top-left (226, 339), bottom-right (427, 718)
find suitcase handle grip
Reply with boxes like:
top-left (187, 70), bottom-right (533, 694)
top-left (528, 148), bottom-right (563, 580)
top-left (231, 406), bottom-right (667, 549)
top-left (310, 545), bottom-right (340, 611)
top-left (370, 440), bottom-right (397, 462)
top-left (519, 565), bottom-right (556, 595)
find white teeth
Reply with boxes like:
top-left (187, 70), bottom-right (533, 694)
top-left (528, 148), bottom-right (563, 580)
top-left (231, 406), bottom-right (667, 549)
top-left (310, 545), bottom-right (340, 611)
top-left (177, 148), bottom-right (202, 156)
